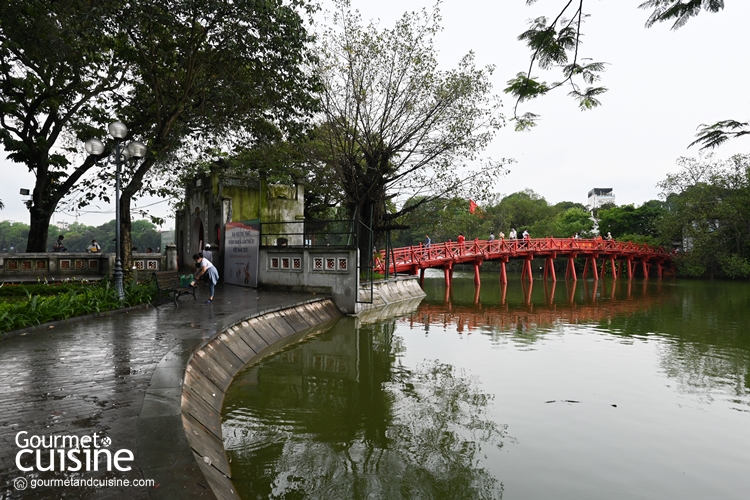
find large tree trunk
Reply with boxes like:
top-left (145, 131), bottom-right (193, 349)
top-left (25, 156), bottom-right (98, 252)
top-left (26, 209), bottom-right (53, 253)
top-left (350, 198), bottom-right (383, 274)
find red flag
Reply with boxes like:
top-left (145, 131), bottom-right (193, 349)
top-left (469, 199), bottom-right (477, 214)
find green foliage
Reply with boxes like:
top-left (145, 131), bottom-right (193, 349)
top-left (672, 253), bottom-right (707, 278)
top-left (317, 0), bottom-right (508, 253)
top-left (616, 234), bottom-right (660, 246)
top-left (0, 0), bottom-right (126, 251)
top-left (1, 0), bottom-right (319, 254)
top-left (493, 190), bottom-right (553, 231)
top-left (393, 190), bottom-right (595, 246)
top-left (0, 280), bottom-right (93, 298)
top-left (0, 219), bottom-right (163, 253)
top-left (691, 119), bottom-right (750, 150)
top-left (510, 1), bottom-right (725, 130)
top-left (658, 153), bottom-right (750, 278)
top-left (549, 207), bottom-right (595, 237)
top-left (598, 201), bottom-right (665, 240)
top-left (0, 279), bottom-right (154, 334)
top-left (718, 254), bottom-right (750, 279)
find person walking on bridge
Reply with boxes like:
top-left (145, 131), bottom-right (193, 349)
top-left (457, 232), bottom-right (465, 254)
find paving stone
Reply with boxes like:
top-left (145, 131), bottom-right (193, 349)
top-left (0, 285), bottom-right (327, 499)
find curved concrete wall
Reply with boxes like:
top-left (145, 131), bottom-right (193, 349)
top-left (180, 299), bottom-right (342, 500)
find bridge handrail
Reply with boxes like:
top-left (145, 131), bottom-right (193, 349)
top-left (377, 237), bottom-right (672, 271)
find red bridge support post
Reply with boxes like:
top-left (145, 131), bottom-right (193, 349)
top-left (473, 261), bottom-right (481, 286)
top-left (610, 256), bottom-right (617, 280)
top-left (583, 257), bottom-right (599, 280)
top-left (521, 258), bottom-right (533, 282)
top-left (500, 260), bottom-right (508, 284)
top-left (566, 256), bottom-right (577, 281)
top-left (544, 256), bottom-right (557, 282)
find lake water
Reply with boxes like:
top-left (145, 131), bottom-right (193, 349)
top-left (222, 272), bottom-right (750, 499)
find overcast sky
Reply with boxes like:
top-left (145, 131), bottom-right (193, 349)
top-left (2, 0), bottom-right (748, 228)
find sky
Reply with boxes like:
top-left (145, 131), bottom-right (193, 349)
top-left (1, 0), bottom-right (749, 227)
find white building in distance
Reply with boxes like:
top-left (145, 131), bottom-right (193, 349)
top-left (588, 188), bottom-right (615, 210)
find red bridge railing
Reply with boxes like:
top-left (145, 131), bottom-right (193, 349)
top-left (375, 237), bottom-right (673, 283)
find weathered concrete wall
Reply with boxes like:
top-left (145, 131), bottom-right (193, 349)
top-left (259, 248), bottom-right (359, 314)
top-left (181, 299), bottom-right (342, 500)
top-left (177, 166), bottom-right (305, 275)
top-left (355, 276), bottom-right (427, 321)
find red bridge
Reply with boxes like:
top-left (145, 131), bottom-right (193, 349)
top-left (375, 238), bottom-right (674, 285)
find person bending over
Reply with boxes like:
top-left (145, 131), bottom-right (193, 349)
top-left (191, 252), bottom-right (219, 303)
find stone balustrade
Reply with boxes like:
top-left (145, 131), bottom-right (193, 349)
top-left (0, 251), bottom-right (170, 282)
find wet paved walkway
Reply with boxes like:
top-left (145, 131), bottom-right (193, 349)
top-left (0, 284), bottom-right (319, 499)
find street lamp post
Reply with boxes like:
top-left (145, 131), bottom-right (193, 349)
top-left (85, 122), bottom-right (146, 301)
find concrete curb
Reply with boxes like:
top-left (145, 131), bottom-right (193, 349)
top-left (137, 297), bottom-right (342, 500)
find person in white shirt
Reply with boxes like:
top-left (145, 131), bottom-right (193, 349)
top-left (191, 253), bottom-right (219, 303)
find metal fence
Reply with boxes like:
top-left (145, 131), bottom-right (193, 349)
top-left (259, 220), bottom-right (360, 248)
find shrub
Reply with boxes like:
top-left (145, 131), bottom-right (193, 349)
top-left (0, 279), bottom-right (155, 335)
top-left (719, 254), bottom-right (750, 279)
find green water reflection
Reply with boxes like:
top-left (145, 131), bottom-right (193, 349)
top-left (223, 274), bottom-right (750, 499)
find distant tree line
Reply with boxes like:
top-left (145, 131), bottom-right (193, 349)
top-left (0, 219), bottom-right (162, 254)
top-left (390, 154), bottom-right (750, 279)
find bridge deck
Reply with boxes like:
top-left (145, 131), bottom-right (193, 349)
top-left (376, 238), bottom-right (673, 284)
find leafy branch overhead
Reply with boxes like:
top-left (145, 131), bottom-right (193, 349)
top-left (508, 0), bottom-right (732, 144)
top-left (505, 2), bottom-right (608, 128)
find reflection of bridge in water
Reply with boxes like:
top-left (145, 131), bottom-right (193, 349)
top-left (404, 279), bottom-right (667, 334)
top-left (377, 238), bottom-right (674, 286)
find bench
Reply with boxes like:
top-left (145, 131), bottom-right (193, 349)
top-left (150, 271), bottom-right (197, 306)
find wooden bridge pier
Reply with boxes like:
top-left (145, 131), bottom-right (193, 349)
top-left (473, 260), bottom-right (482, 286)
top-left (566, 255), bottom-right (578, 281)
top-left (376, 237), bottom-right (673, 287)
top-left (500, 258), bottom-right (508, 284)
top-left (543, 256), bottom-right (557, 282)
top-left (582, 256), bottom-right (599, 280)
top-left (520, 257), bottom-right (534, 283)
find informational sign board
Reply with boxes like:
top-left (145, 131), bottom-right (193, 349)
top-left (224, 222), bottom-right (260, 288)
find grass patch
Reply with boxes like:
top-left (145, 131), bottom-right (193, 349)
top-left (0, 279), bottom-right (156, 335)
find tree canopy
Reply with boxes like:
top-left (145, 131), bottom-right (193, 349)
top-left (315, 0), bottom-right (508, 248)
top-left (657, 153), bottom-right (750, 277)
top-left (0, 0), bottom-right (126, 251)
top-left (1, 0), bottom-right (320, 262)
top-left (83, 0), bottom-right (321, 268)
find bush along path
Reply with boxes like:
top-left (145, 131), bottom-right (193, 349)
top-left (0, 279), bottom-right (155, 335)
